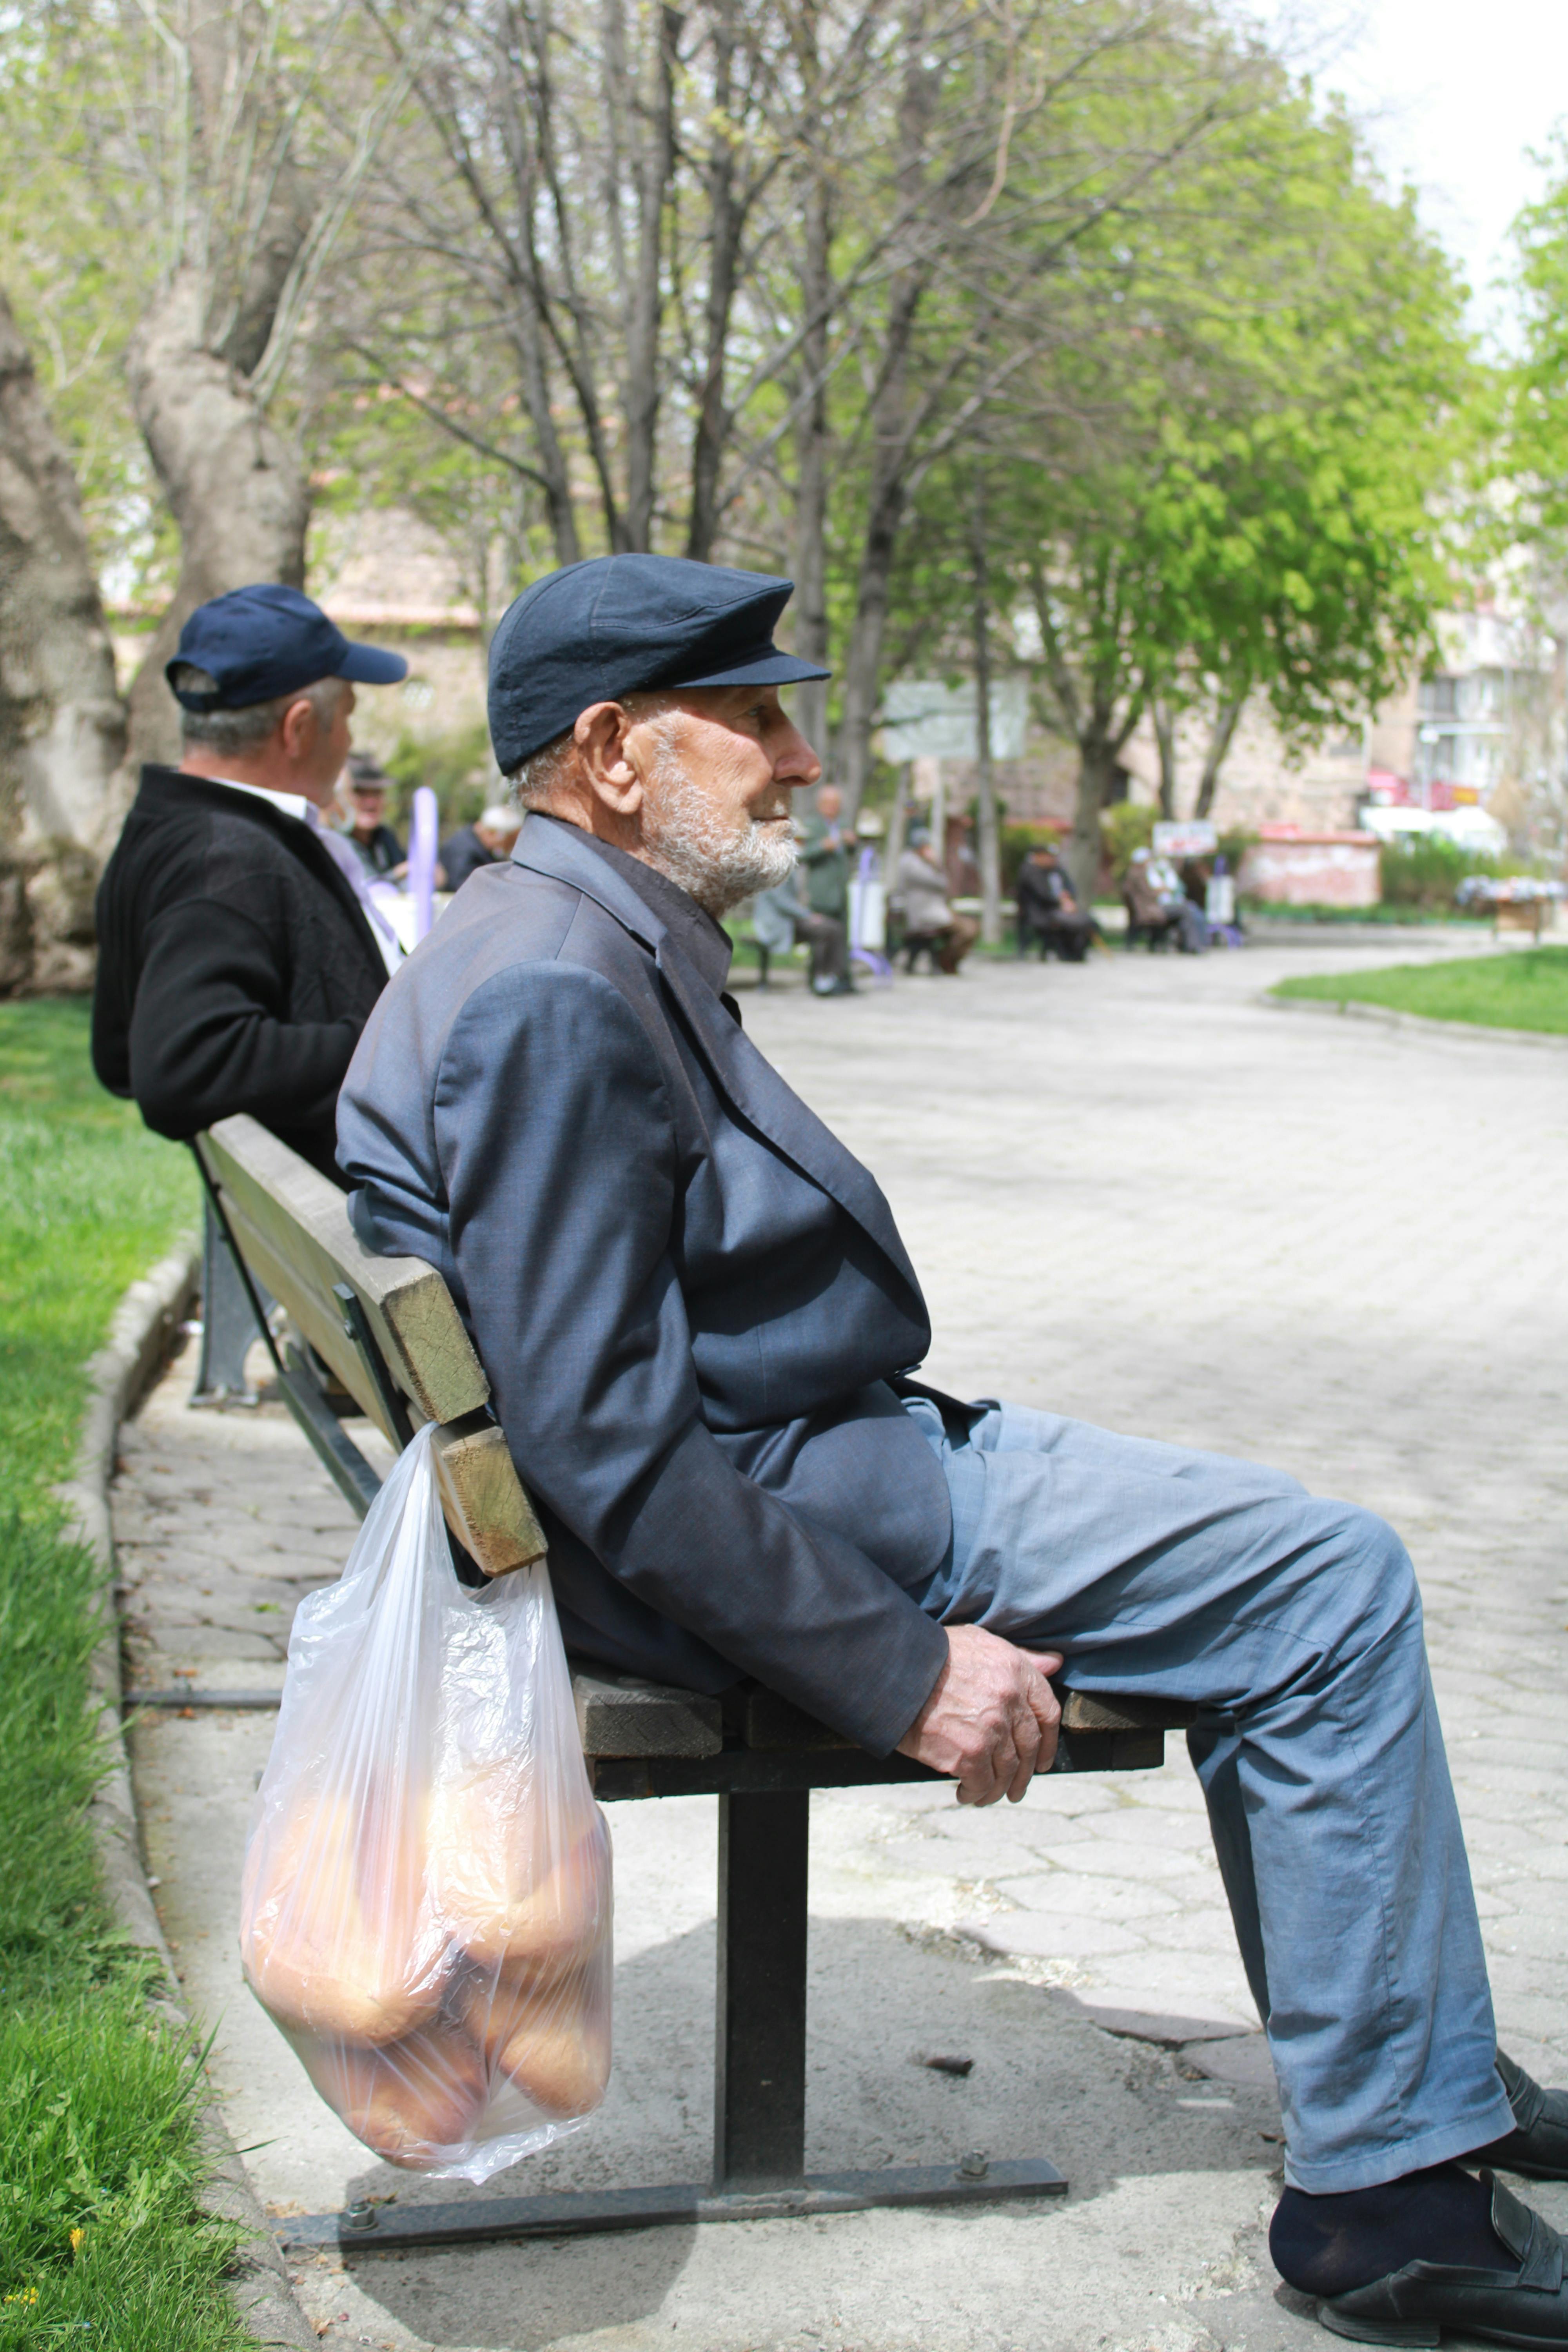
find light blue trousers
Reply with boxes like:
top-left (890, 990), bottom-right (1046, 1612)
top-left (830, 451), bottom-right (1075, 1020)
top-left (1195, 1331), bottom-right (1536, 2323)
top-left (904, 1397), bottom-right (1516, 2193)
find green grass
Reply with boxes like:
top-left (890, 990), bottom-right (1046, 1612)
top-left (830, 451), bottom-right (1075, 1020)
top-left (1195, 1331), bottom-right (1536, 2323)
top-left (1272, 946), bottom-right (1568, 1035)
top-left (0, 1002), bottom-right (198, 1516)
top-left (1246, 901), bottom-right (1487, 927)
top-left (0, 1002), bottom-right (246, 2348)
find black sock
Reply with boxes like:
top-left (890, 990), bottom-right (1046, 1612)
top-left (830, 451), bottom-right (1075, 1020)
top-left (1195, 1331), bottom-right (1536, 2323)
top-left (1270, 2162), bottom-right (1518, 2297)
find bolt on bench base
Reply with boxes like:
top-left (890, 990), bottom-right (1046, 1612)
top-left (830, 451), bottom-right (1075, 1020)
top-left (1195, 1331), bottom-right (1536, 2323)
top-left (279, 2157), bottom-right (1068, 2254)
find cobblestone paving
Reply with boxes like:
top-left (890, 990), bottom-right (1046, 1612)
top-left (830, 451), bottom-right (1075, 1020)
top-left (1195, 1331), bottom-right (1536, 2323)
top-left (117, 938), bottom-right (1568, 2352)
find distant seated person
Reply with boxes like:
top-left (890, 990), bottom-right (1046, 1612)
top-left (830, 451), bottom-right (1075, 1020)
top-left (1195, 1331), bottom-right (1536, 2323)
top-left (1124, 846), bottom-right (1207, 954)
top-left (893, 826), bottom-right (978, 974)
top-left (338, 753), bottom-right (406, 878)
top-left (751, 875), bottom-right (854, 997)
top-left (1014, 845), bottom-right (1102, 962)
top-left (440, 804), bottom-right (522, 892)
top-left (92, 584), bottom-right (408, 1183)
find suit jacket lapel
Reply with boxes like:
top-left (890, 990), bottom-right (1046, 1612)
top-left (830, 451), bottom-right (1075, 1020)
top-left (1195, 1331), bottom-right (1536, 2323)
top-left (512, 819), bottom-right (924, 1299)
top-left (652, 940), bottom-right (924, 1300)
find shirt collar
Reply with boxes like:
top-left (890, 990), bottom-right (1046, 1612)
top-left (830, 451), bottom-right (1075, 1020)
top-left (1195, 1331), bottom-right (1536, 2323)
top-left (196, 771), bottom-right (316, 826)
top-left (543, 819), bottom-right (734, 998)
top-left (190, 769), bottom-right (402, 975)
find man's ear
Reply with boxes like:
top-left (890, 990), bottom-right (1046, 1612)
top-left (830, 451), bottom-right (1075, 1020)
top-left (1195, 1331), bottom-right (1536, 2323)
top-left (573, 702), bottom-right (646, 819)
top-left (278, 694), bottom-right (316, 764)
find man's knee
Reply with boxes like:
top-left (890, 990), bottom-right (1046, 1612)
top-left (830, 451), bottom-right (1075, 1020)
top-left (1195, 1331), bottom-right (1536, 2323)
top-left (1318, 1503), bottom-right (1423, 1654)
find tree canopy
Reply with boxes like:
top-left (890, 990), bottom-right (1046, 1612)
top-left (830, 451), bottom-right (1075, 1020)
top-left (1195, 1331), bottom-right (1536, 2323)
top-left (0, 0), bottom-right (1482, 850)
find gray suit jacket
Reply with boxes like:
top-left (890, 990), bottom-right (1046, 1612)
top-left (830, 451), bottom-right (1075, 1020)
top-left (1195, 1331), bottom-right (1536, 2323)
top-left (336, 814), bottom-right (953, 1754)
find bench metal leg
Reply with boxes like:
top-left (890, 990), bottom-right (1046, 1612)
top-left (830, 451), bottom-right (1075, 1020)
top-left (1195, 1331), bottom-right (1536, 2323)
top-left (281, 1782), bottom-right (1066, 2254)
top-left (191, 1197), bottom-right (270, 1405)
top-left (715, 1790), bottom-right (809, 2189)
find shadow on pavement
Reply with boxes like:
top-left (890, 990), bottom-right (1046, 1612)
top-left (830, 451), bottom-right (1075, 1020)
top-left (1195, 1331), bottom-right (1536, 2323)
top-left (330, 1910), bottom-right (1285, 2351)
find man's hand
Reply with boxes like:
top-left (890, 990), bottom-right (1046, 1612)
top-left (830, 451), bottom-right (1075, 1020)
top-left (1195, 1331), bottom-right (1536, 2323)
top-left (897, 1625), bottom-right (1063, 1806)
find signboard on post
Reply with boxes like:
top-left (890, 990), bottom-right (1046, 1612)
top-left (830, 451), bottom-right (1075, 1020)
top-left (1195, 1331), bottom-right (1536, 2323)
top-left (878, 679), bottom-right (1028, 764)
top-left (1151, 819), bottom-right (1217, 858)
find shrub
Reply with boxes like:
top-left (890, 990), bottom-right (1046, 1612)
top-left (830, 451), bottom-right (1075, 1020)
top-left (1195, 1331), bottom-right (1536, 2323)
top-left (382, 722), bottom-right (495, 833)
top-left (1376, 835), bottom-right (1534, 911)
top-left (1099, 802), bottom-right (1156, 879)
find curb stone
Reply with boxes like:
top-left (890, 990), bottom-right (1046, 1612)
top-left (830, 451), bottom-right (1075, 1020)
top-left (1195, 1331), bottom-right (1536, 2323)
top-left (56, 1239), bottom-right (317, 2352)
top-left (1261, 990), bottom-right (1568, 1053)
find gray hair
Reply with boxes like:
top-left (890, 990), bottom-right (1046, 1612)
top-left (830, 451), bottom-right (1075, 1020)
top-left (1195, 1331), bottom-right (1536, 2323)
top-left (505, 692), bottom-right (681, 811)
top-left (505, 729), bottom-right (577, 811)
top-left (171, 664), bottom-right (348, 757)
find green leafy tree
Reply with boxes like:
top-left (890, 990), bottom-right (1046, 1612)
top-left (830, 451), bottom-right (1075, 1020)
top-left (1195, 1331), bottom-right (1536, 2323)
top-left (1498, 135), bottom-right (1568, 854)
top-left (1510, 132), bottom-right (1568, 549)
top-left (962, 89), bottom-right (1475, 892)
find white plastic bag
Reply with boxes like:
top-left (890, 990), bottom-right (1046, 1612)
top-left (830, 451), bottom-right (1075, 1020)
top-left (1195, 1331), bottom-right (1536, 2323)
top-left (240, 1423), bottom-right (612, 2184)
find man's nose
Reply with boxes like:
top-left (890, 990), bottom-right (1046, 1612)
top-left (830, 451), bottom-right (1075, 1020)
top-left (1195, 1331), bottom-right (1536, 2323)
top-left (775, 722), bottom-right (822, 789)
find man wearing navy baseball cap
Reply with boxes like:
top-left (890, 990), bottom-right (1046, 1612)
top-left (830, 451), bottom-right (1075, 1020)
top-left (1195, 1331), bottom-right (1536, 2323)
top-left (93, 584), bottom-right (409, 1183)
top-left (339, 553), bottom-right (1568, 2331)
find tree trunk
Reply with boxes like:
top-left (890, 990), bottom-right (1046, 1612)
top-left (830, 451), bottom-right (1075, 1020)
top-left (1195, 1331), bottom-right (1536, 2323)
top-left (0, 287), bottom-right (126, 995)
top-left (685, 0), bottom-right (744, 563)
top-left (835, 266), bottom-right (926, 818)
top-left (123, 267), bottom-right (310, 769)
top-left (828, 26), bottom-right (941, 817)
top-left (1068, 732), bottom-right (1119, 904)
top-left (623, 6), bottom-right (679, 554)
top-left (504, 313), bottom-right (582, 568)
top-left (1152, 698), bottom-right (1178, 818)
top-left (0, 286), bottom-right (125, 852)
top-left (886, 760), bottom-right (910, 886)
top-left (790, 163), bottom-right (832, 760)
top-left (836, 462), bottom-right (907, 821)
top-left (1194, 691), bottom-right (1245, 818)
top-left (971, 468), bottom-right (1001, 944)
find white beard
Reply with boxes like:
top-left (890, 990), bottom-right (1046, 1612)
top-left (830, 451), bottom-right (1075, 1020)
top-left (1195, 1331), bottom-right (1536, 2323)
top-left (636, 723), bottom-right (798, 917)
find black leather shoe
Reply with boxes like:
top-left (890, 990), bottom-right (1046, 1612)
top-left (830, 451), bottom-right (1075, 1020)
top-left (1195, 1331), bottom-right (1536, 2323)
top-left (1470, 2053), bottom-right (1568, 2182)
top-left (1320, 2173), bottom-right (1567, 2347)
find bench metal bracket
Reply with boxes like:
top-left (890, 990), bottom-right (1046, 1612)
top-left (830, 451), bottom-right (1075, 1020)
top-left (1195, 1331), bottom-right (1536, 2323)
top-left (275, 1342), bottom-right (383, 1520)
top-left (279, 2157), bottom-right (1067, 2253)
top-left (278, 1781), bottom-right (1074, 2255)
top-left (332, 1281), bottom-right (416, 1449)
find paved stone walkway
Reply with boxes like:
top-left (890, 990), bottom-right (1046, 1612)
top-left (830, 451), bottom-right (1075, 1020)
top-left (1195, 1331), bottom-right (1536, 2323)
top-left (118, 936), bottom-right (1568, 2352)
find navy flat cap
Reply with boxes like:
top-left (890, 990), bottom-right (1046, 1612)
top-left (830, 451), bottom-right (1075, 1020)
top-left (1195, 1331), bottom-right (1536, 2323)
top-left (488, 554), bottom-right (831, 771)
top-left (166, 584), bottom-right (407, 711)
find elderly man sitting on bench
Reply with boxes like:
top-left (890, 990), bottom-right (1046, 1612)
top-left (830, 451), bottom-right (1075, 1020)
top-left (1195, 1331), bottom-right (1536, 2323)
top-left (338, 553), bottom-right (1568, 2351)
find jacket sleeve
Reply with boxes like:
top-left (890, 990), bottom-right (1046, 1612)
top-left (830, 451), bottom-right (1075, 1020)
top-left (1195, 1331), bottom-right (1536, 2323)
top-left (126, 895), bottom-right (362, 1143)
top-left (437, 960), bottom-right (949, 1755)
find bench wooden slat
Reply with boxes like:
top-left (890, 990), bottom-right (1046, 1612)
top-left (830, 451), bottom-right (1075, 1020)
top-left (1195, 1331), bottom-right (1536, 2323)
top-left (200, 1115), bottom-right (545, 1578)
top-left (573, 1670), bottom-right (724, 1759)
top-left (573, 1671), bottom-right (1191, 1762)
top-left (216, 1190), bottom-right (393, 1436)
top-left (204, 1116), bottom-right (488, 1425)
top-left (432, 1421), bottom-right (547, 1579)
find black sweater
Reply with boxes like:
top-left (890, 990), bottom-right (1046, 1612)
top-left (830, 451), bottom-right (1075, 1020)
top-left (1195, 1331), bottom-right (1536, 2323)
top-left (93, 766), bottom-right (388, 1181)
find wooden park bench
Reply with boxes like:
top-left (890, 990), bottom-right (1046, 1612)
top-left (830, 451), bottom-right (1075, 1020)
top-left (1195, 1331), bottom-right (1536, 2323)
top-left (1494, 896), bottom-right (1549, 943)
top-left (188, 1112), bottom-right (1190, 2256)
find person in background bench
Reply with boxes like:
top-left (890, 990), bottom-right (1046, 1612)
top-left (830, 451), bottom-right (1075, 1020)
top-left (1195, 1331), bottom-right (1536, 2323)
top-left (1125, 845), bottom-right (1207, 953)
top-left (1014, 843), bottom-right (1101, 961)
top-left (337, 753), bottom-right (406, 878)
top-left (440, 804), bottom-right (522, 893)
top-left (339, 552), bottom-right (1568, 2352)
top-left (751, 869), bottom-right (855, 996)
top-left (797, 781), bottom-right (851, 932)
top-left (894, 825), bottom-right (978, 973)
top-left (93, 584), bottom-right (408, 1185)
